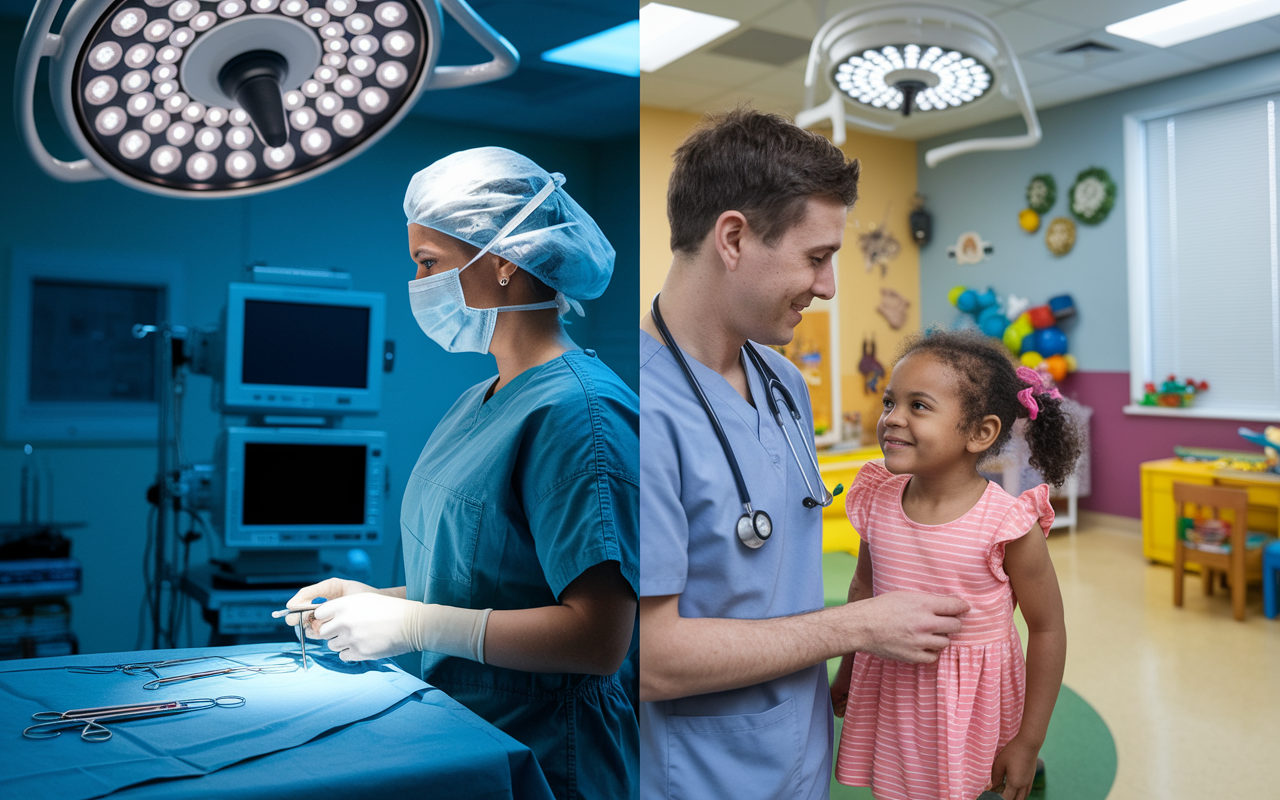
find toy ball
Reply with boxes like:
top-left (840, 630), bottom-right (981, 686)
top-left (1018, 208), bottom-right (1040, 233)
top-left (980, 314), bottom-right (1008, 338)
top-left (1020, 351), bottom-right (1044, 369)
top-left (1064, 354), bottom-right (1078, 372)
top-left (1044, 354), bottom-right (1068, 382)
top-left (1003, 324), bottom-right (1024, 354)
top-left (1021, 333), bottom-right (1037, 354)
top-left (1048, 294), bottom-right (1076, 319)
top-left (956, 289), bottom-right (979, 313)
top-left (948, 285), bottom-right (967, 307)
top-left (1028, 305), bottom-right (1055, 330)
top-left (976, 288), bottom-right (998, 310)
top-left (1009, 314), bottom-right (1034, 341)
top-left (1034, 326), bottom-right (1068, 356)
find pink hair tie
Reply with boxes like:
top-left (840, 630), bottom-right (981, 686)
top-left (1015, 366), bottom-right (1062, 421)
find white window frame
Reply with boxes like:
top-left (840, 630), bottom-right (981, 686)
top-left (1123, 83), bottom-right (1280, 422)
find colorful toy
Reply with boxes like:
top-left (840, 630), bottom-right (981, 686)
top-left (859, 338), bottom-right (886, 394)
top-left (947, 231), bottom-right (993, 264)
top-left (1018, 208), bottom-right (1040, 233)
top-left (1237, 426), bottom-right (1280, 473)
top-left (1138, 375), bottom-right (1209, 408)
top-left (949, 285), bottom-right (1079, 378)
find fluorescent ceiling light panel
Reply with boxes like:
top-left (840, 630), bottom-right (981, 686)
top-left (542, 20), bottom-right (639, 77)
top-left (639, 2), bottom-right (740, 72)
top-left (1106, 0), bottom-right (1280, 47)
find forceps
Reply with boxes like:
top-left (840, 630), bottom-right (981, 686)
top-left (272, 600), bottom-right (325, 671)
top-left (141, 664), bottom-right (298, 690)
top-left (23, 696), bottom-right (245, 742)
top-left (66, 656), bottom-right (221, 678)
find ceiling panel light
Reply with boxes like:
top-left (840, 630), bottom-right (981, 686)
top-left (1105, 0), bottom-right (1280, 48)
top-left (542, 20), bottom-right (639, 77)
top-left (639, 3), bottom-right (738, 72)
top-left (17, 0), bottom-right (520, 197)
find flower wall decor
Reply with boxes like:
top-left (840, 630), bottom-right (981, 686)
top-left (1068, 167), bottom-right (1115, 225)
top-left (1026, 174), bottom-right (1056, 214)
top-left (1045, 217), bottom-right (1076, 256)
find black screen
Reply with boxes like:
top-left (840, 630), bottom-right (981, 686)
top-left (242, 300), bottom-right (370, 389)
top-left (242, 443), bottom-right (366, 525)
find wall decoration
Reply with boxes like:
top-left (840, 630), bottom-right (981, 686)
top-left (858, 338), bottom-right (886, 394)
top-left (946, 231), bottom-right (993, 264)
top-left (1026, 174), bottom-right (1056, 214)
top-left (1045, 217), bottom-right (1076, 256)
top-left (949, 285), bottom-right (1079, 381)
top-left (1018, 208), bottom-right (1040, 233)
top-left (859, 223), bottom-right (901, 275)
top-left (909, 193), bottom-right (932, 247)
top-left (876, 287), bottom-right (910, 330)
top-left (1068, 167), bottom-right (1115, 225)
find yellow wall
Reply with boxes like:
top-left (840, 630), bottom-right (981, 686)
top-left (639, 105), bottom-right (920, 439)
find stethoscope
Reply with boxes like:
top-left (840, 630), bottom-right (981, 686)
top-left (651, 294), bottom-right (842, 549)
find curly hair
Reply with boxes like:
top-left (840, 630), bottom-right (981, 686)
top-left (895, 329), bottom-right (1083, 487)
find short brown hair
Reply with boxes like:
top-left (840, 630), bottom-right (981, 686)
top-left (667, 108), bottom-right (861, 254)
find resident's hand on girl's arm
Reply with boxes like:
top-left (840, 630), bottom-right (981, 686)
top-left (992, 523), bottom-right (1067, 800)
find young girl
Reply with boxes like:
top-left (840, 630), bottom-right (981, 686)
top-left (831, 330), bottom-right (1079, 800)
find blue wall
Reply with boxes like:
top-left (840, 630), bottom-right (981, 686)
top-left (0, 18), bottom-right (637, 654)
top-left (916, 50), bottom-right (1280, 371)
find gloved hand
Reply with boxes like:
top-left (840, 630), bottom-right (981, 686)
top-left (283, 577), bottom-right (384, 631)
top-left (313, 593), bottom-right (493, 663)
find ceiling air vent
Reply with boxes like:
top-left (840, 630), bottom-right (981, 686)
top-left (711, 29), bottom-right (813, 66)
top-left (1042, 39), bottom-right (1126, 69)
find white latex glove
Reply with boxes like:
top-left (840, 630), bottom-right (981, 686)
top-left (313, 593), bottom-right (492, 663)
top-left (283, 577), bottom-right (385, 630)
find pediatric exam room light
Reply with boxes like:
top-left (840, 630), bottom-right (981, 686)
top-left (16, 0), bottom-right (517, 197)
top-left (796, 2), bottom-right (1039, 167)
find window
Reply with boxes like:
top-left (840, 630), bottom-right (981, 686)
top-left (1125, 90), bottom-right (1280, 420)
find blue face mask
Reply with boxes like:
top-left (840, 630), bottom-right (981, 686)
top-left (407, 177), bottom-right (576, 355)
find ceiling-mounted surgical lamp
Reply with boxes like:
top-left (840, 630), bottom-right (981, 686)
top-left (796, 3), bottom-right (1039, 167)
top-left (16, 0), bottom-right (517, 197)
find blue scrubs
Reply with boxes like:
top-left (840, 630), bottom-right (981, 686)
top-left (639, 331), bottom-right (831, 800)
top-left (402, 349), bottom-right (639, 800)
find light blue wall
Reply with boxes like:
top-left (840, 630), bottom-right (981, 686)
top-left (0, 18), bottom-right (637, 655)
top-left (917, 50), bottom-right (1280, 371)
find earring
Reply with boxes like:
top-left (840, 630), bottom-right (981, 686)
top-left (499, 276), bottom-right (509, 286)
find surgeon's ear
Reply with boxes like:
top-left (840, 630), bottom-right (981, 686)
top-left (714, 210), bottom-right (748, 272)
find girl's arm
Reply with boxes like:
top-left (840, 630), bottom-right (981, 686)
top-left (992, 525), bottom-right (1066, 800)
top-left (831, 538), bottom-right (875, 716)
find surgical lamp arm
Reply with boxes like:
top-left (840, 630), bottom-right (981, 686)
top-left (14, 0), bottom-right (106, 182)
top-left (426, 0), bottom-right (519, 90)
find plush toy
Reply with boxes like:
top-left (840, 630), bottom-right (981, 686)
top-left (948, 286), bottom-right (1079, 377)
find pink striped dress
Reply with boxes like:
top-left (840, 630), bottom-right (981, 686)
top-left (833, 461), bottom-right (1054, 800)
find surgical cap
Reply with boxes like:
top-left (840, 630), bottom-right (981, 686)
top-left (403, 147), bottom-right (615, 301)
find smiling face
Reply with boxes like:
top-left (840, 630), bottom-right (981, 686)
top-left (731, 195), bottom-right (845, 346)
top-left (877, 351), bottom-right (999, 477)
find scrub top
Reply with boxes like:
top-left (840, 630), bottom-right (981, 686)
top-left (639, 331), bottom-right (831, 800)
top-left (402, 349), bottom-right (640, 800)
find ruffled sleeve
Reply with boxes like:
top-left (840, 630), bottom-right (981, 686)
top-left (987, 483), bottom-right (1055, 582)
top-left (845, 459), bottom-right (893, 542)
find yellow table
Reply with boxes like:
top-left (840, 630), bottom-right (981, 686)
top-left (1140, 458), bottom-right (1280, 565)
top-left (818, 445), bottom-right (883, 554)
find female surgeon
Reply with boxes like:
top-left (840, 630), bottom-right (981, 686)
top-left (285, 147), bottom-right (639, 800)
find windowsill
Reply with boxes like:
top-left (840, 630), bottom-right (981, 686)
top-left (1122, 404), bottom-right (1280, 423)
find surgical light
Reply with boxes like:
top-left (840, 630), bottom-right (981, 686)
top-left (18, 0), bottom-right (518, 197)
top-left (798, 3), bottom-right (1041, 166)
top-left (1106, 0), bottom-right (1280, 47)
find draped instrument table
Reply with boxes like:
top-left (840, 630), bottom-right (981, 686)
top-left (0, 642), bottom-right (554, 800)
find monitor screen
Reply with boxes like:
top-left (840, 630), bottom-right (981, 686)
top-left (242, 300), bottom-right (370, 390)
top-left (242, 442), bottom-right (367, 525)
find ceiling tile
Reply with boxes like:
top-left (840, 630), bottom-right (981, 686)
top-left (711, 28), bottom-right (811, 65)
top-left (639, 73), bottom-right (724, 109)
top-left (744, 64), bottom-right (809, 99)
top-left (988, 8), bottom-right (1091, 54)
top-left (1084, 49), bottom-right (1207, 86)
top-left (1029, 73), bottom-right (1124, 108)
top-left (1019, 0), bottom-right (1170, 29)
top-left (752, 0), bottom-right (819, 39)
top-left (658, 0), bottom-right (789, 25)
top-left (1016, 58), bottom-right (1073, 86)
top-left (1168, 22), bottom-right (1280, 65)
top-left (653, 51), bottom-right (780, 85)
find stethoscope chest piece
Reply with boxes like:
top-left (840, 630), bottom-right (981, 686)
top-left (737, 509), bottom-right (773, 549)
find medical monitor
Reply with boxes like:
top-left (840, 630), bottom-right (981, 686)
top-left (214, 427), bottom-right (386, 549)
top-left (221, 282), bottom-right (385, 415)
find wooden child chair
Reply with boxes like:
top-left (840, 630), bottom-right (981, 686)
top-left (1172, 483), bottom-right (1266, 621)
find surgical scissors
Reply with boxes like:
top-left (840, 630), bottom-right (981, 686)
top-left (141, 664), bottom-right (298, 690)
top-left (23, 696), bottom-right (245, 742)
top-left (66, 656), bottom-right (223, 678)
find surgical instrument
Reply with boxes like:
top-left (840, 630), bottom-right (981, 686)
top-left (23, 696), bottom-right (245, 742)
top-left (142, 664), bottom-right (298, 690)
top-left (272, 599), bottom-right (326, 671)
top-left (66, 656), bottom-right (227, 678)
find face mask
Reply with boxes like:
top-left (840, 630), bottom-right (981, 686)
top-left (408, 177), bottom-right (563, 354)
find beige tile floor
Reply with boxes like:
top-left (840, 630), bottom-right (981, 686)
top-left (1049, 521), bottom-right (1280, 798)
